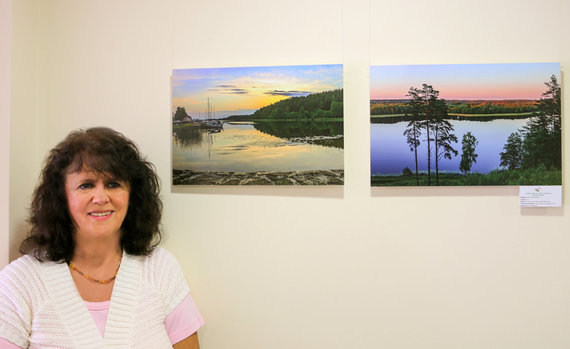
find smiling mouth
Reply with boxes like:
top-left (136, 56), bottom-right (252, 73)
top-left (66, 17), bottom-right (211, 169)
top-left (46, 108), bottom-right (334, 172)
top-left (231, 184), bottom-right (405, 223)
top-left (89, 211), bottom-right (113, 217)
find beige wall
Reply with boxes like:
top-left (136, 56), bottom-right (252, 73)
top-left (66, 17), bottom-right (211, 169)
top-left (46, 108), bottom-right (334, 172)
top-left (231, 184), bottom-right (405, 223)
top-left (8, 0), bottom-right (570, 348)
top-left (0, 0), bottom-right (12, 268)
top-left (9, 0), bottom-right (40, 261)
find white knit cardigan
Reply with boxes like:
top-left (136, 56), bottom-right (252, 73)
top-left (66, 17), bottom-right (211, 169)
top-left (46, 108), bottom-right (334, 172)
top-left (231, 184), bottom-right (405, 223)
top-left (0, 248), bottom-right (190, 349)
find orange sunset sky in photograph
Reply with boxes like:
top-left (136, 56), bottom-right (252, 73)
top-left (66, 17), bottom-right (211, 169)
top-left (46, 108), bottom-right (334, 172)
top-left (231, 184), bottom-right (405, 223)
top-left (172, 65), bottom-right (342, 119)
top-left (370, 63), bottom-right (560, 101)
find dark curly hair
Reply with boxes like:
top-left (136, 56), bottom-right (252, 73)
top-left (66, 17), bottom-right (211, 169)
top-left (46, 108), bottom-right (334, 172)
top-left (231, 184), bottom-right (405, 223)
top-left (20, 127), bottom-right (162, 262)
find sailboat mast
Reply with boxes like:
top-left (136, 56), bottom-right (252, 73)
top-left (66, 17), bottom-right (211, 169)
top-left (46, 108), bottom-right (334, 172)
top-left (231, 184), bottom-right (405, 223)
top-left (206, 97), bottom-right (213, 120)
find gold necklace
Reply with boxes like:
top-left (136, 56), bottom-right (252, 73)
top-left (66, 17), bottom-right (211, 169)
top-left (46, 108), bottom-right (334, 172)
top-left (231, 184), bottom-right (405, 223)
top-left (68, 261), bottom-right (120, 285)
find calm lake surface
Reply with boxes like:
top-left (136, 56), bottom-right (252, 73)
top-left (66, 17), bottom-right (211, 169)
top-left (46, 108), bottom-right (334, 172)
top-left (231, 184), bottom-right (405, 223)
top-left (370, 118), bottom-right (529, 175)
top-left (173, 121), bottom-right (344, 172)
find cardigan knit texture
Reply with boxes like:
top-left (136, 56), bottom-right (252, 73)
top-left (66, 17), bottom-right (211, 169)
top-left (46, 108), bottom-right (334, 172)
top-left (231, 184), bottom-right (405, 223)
top-left (0, 247), bottom-right (199, 348)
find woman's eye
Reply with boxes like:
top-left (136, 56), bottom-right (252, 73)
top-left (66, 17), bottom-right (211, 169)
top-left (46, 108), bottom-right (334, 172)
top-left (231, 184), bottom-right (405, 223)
top-left (78, 183), bottom-right (93, 189)
top-left (107, 182), bottom-right (121, 189)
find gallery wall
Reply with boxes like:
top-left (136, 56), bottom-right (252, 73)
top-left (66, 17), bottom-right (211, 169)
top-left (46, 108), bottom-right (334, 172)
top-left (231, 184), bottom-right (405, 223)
top-left (8, 0), bottom-right (41, 265)
top-left (1, 0), bottom-right (12, 267)
top-left (7, 0), bottom-right (570, 348)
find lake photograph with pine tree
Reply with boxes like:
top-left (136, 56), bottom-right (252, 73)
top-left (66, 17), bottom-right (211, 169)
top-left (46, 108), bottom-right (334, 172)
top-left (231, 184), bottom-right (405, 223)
top-left (171, 65), bottom-right (343, 185)
top-left (370, 63), bottom-right (561, 186)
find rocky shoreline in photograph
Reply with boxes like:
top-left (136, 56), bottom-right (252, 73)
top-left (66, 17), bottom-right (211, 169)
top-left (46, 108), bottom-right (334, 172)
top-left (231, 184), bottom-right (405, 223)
top-left (173, 169), bottom-right (344, 185)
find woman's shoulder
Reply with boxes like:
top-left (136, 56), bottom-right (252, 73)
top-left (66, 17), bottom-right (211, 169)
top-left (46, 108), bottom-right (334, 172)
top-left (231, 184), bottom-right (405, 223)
top-left (141, 248), bottom-right (189, 310)
top-left (0, 255), bottom-right (49, 306)
top-left (129, 247), bottom-right (183, 282)
top-left (0, 254), bottom-right (42, 282)
top-left (136, 247), bottom-right (179, 267)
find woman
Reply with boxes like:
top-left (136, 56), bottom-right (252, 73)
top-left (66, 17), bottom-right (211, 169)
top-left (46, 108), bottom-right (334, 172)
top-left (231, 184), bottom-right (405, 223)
top-left (0, 127), bottom-right (203, 348)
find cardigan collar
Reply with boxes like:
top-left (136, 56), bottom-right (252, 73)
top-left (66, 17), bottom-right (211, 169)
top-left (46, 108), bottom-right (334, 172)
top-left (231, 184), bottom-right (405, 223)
top-left (41, 253), bottom-right (142, 348)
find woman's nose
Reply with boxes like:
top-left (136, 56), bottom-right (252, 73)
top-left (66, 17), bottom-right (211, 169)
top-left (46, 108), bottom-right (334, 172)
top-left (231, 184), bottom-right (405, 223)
top-left (92, 184), bottom-right (110, 204)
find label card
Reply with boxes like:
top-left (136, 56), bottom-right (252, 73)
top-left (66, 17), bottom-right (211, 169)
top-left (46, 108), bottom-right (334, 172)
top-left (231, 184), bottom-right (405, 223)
top-left (520, 186), bottom-right (562, 207)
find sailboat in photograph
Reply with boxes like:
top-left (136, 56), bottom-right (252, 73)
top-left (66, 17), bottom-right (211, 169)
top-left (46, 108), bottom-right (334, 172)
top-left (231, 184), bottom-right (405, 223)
top-left (202, 97), bottom-right (223, 132)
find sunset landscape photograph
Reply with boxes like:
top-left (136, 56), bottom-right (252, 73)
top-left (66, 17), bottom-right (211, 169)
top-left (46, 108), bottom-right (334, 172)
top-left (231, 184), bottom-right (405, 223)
top-left (370, 63), bottom-right (561, 186)
top-left (172, 64), bottom-right (344, 185)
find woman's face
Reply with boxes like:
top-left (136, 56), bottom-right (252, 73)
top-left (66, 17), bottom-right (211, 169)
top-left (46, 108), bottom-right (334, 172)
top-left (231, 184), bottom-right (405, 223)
top-left (65, 168), bottom-right (130, 244)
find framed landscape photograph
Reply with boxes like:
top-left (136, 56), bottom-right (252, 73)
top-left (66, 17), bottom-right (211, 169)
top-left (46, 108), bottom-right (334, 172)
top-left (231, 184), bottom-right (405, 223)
top-left (172, 64), bottom-right (344, 185)
top-left (370, 63), bottom-right (561, 187)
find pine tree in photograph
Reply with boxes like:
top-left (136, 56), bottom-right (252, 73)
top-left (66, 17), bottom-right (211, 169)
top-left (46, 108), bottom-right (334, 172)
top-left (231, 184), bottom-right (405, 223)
top-left (500, 132), bottom-right (523, 170)
top-left (404, 84), bottom-right (444, 185)
top-left (431, 99), bottom-right (458, 185)
top-left (521, 75), bottom-right (561, 170)
top-left (403, 87), bottom-right (423, 185)
top-left (499, 75), bottom-right (561, 173)
top-left (459, 132), bottom-right (478, 174)
top-left (420, 84), bottom-right (438, 185)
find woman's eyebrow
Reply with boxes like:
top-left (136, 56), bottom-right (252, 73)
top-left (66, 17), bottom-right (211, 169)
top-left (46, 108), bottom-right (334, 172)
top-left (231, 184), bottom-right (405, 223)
top-left (78, 177), bottom-right (96, 181)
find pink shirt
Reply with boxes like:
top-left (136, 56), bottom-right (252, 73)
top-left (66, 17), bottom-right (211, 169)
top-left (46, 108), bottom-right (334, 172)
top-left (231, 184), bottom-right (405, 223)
top-left (0, 294), bottom-right (203, 348)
